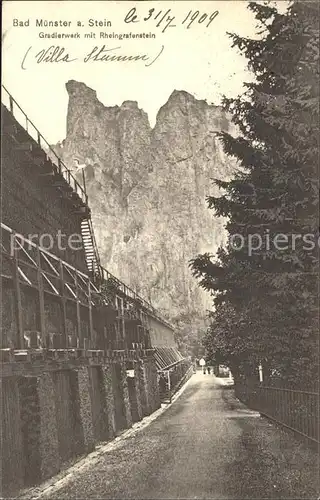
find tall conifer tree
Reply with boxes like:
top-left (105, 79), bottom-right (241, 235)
top-left (191, 2), bottom-right (319, 387)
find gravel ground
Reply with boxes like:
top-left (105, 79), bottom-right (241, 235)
top-left (27, 372), bottom-right (319, 499)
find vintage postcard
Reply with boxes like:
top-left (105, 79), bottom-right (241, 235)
top-left (1, 1), bottom-right (319, 498)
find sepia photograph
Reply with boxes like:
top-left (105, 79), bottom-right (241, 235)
top-left (1, 1), bottom-right (319, 498)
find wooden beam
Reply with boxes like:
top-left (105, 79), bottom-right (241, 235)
top-left (12, 238), bottom-right (24, 349)
top-left (74, 273), bottom-right (82, 348)
top-left (2, 223), bottom-right (92, 280)
top-left (36, 247), bottom-right (46, 347)
top-left (59, 260), bottom-right (68, 348)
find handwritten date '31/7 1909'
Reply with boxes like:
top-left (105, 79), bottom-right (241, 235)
top-left (124, 7), bottom-right (219, 33)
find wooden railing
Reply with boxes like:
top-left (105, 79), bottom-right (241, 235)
top-left (234, 382), bottom-right (319, 445)
top-left (1, 223), bottom-right (172, 353)
top-left (159, 360), bottom-right (193, 403)
top-left (101, 267), bottom-right (174, 330)
top-left (2, 85), bottom-right (88, 206)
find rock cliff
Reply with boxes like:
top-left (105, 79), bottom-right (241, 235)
top-left (54, 80), bottom-right (237, 336)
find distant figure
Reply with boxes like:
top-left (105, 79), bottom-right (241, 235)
top-left (207, 366), bottom-right (211, 375)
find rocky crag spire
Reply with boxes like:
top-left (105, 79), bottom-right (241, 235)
top-left (54, 80), bottom-right (237, 338)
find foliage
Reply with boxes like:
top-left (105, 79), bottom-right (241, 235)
top-left (97, 277), bottom-right (120, 306)
top-left (173, 315), bottom-right (208, 358)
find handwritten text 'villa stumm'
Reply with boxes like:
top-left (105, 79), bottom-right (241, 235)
top-left (21, 45), bottom-right (165, 69)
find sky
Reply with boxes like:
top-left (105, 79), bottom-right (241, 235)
top-left (2, 1), bottom-right (289, 144)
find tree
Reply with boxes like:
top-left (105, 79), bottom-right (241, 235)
top-left (191, 1), bottom-right (319, 388)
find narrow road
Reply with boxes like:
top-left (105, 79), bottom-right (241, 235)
top-left (43, 372), bottom-right (318, 499)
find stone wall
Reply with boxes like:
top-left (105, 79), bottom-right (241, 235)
top-left (143, 357), bottom-right (161, 413)
top-left (101, 363), bottom-right (116, 437)
top-left (138, 359), bottom-right (150, 417)
top-left (126, 360), bottom-right (143, 423)
top-left (38, 373), bottom-right (60, 480)
top-left (0, 377), bottom-right (25, 493)
top-left (0, 355), bottom-right (159, 497)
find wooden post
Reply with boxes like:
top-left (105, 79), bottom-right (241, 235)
top-left (167, 370), bottom-right (171, 403)
top-left (12, 235), bottom-right (24, 349)
top-left (74, 273), bottom-right (82, 347)
top-left (87, 280), bottom-right (95, 348)
top-left (36, 247), bottom-right (46, 347)
top-left (59, 260), bottom-right (68, 348)
top-left (121, 298), bottom-right (125, 351)
top-left (81, 168), bottom-right (87, 192)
